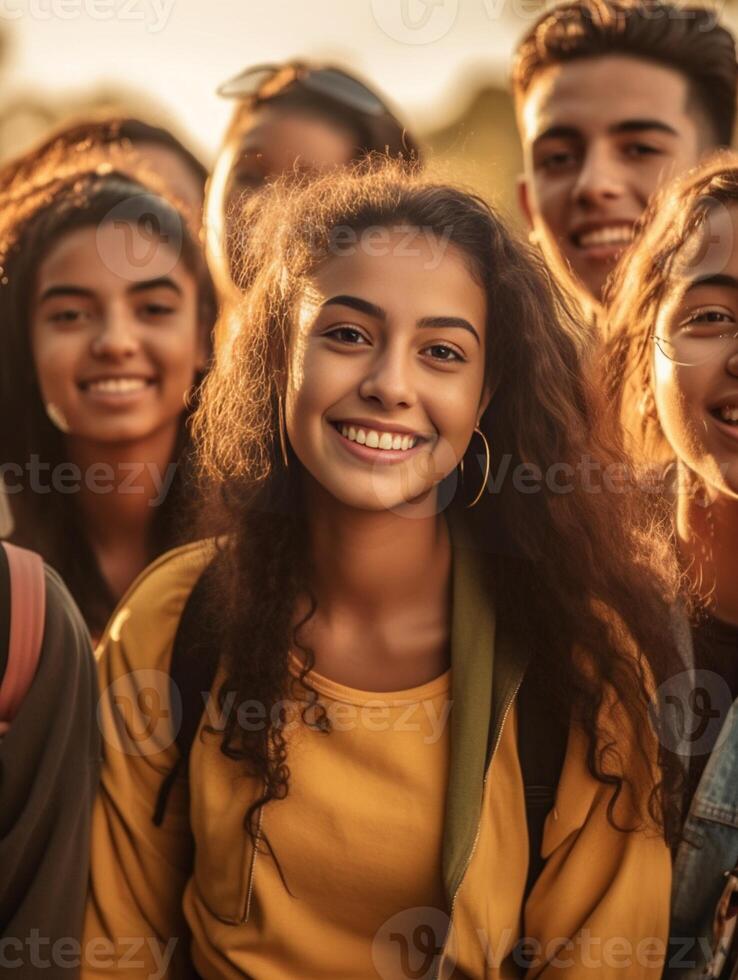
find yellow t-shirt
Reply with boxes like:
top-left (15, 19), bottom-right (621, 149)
top-left (186, 660), bottom-right (452, 979)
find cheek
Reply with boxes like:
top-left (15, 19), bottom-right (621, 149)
top-left (428, 378), bottom-right (483, 454)
top-left (156, 322), bottom-right (203, 385)
top-left (532, 176), bottom-right (569, 228)
top-left (31, 330), bottom-right (80, 402)
top-left (653, 358), bottom-right (705, 451)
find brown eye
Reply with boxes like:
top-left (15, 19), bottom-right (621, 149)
top-left (422, 343), bottom-right (465, 363)
top-left (325, 325), bottom-right (368, 345)
top-left (49, 308), bottom-right (86, 325)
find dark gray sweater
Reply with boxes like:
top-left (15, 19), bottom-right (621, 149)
top-left (0, 566), bottom-right (100, 978)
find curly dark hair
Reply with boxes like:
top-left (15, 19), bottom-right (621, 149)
top-left (512, 0), bottom-right (737, 147)
top-left (0, 141), bottom-right (216, 636)
top-left (193, 159), bottom-right (686, 854)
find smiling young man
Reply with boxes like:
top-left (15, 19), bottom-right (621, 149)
top-left (512, 0), bottom-right (738, 319)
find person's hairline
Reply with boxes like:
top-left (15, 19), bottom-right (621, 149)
top-left (513, 50), bottom-right (723, 151)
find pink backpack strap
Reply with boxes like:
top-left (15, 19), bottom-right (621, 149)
top-left (0, 542), bottom-right (46, 733)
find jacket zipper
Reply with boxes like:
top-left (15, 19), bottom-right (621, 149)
top-left (434, 677), bottom-right (523, 980)
top-left (240, 805), bottom-right (264, 924)
top-left (212, 804), bottom-right (264, 926)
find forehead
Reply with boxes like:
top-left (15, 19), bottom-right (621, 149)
top-left (303, 230), bottom-right (487, 325)
top-left (520, 54), bottom-right (691, 142)
top-left (671, 202), bottom-right (738, 286)
top-left (36, 223), bottom-right (190, 288)
top-left (237, 105), bottom-right (354, 160)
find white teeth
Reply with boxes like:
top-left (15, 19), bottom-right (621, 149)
top-left (577, 225), bottom-right (634, 248)
top-left (336, 424), bottom-right (419, 452)
top-left (718, 405), bottom-right (738, 423)
top-left (86, 378), bottom-right (149, 394)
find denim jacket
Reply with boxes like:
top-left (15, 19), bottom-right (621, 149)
top-left (669, 698), bottom-right (738, 978)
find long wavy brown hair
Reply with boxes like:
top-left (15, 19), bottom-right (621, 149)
top-left (194, 160), bottom-right (685, 851)
top-left (0, 141), bottom-right (216, 635)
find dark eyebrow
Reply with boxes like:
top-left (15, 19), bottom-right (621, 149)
top-left (128, 277), bottom-right (182, 296)
top-left (534, 119), bottom-right (678, 144)
top-left (418, 315), bottom-right (480, 345)
top-left (322, 294), bottom-right (386, 319)
top-left (321, 298), bottom-right (480, 344)
top-left (685, 273), bottom-right (738, 292)
top-left (610, 119), bottom-right (678, 137)
top-left (38, 284), bottom-right (94, 303)
top-left (39, 277), bottom-right (183, 304)
top-left (534, 125), bottom-right (581, 144)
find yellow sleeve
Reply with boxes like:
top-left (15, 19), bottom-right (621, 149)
top-left (523, 720), bottom-right (671, 979)
top-left (82, 541), bottom-right (214, 980)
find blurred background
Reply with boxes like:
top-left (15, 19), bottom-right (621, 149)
top-left (0, 0), bottom-right (730, 223)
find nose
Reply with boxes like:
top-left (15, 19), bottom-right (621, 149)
top-left (90, 304), bottom-right (140, 359)
top-left (571, 143), bottom-right (626, 209)
top-left (358, 344), bottom-right (415, 410)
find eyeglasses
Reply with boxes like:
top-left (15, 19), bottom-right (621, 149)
top-left (653, 326), bottom-right (738, 366)
top-left (216, 63), bottom-right (388, 118)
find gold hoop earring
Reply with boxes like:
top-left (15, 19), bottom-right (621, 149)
top-left (461, 426), bottom-right (491, 509)
top-left (277, 394), bottom-right (289, 468)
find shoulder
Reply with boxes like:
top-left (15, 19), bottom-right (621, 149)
top-left (98, 539), bottom-right (218, 677)
top-left (43, 563), bottom-right (93, 659)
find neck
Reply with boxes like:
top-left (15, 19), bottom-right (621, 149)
top-left (66, 422), bottom-right (180, 552)
top-left (675, 470), bottom-right (738, 625)
top-left (304, 479), bottom-right (452, 620)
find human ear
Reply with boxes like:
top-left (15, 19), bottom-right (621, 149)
top-left (517, 174), bottom-right (534, 231)
top-left (477, 383), bottom-right (494, 424)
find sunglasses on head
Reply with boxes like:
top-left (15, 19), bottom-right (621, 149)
top-left (216, 63), bottom-right (388, 118)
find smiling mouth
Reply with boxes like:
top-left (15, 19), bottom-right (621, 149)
top-left (331, 421), bottom-right (426, 452)
top-left (79, 377), bottom-right (156, 395)
top-left (571, 224), bottom-right (635, 251)
top-left (710, 404), bottom-right (738, 426)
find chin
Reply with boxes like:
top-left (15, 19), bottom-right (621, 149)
top-left (77, 423), bottom-right (160, 446)
top-left (321, 475), bottom-right (438, 514)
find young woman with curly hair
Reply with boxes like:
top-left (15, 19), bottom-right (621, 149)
top-left (0, 141), bottom-right (216, 640)
top-left (605, 153), bottom-right (738, 978)
top-left (87, 162), bottom-right (685, 979)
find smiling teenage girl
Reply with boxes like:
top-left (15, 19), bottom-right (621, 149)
top-left (87, 164), bottom-right (683, 978)
top-left (0, 146), bottom-right (216, 640)
top-left (605, 153), bottom-right (738, 977)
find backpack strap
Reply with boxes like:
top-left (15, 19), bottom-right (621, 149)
top-left (517, 665), bottom-right (568, 902)
top-left (153, 561), bottom-right (219, 826)
top-left (0, 542), bottom-right (46, 735)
